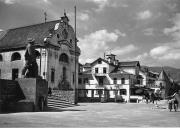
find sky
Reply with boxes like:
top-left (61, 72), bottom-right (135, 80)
top-left (1, 0), bottom-right (180, 68)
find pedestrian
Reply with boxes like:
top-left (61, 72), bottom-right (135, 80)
top-left (174, 98), bottom-right (178, 112)
top-left (168, 98), bottom-right (173, 112)
top-left (144, 91), bottom-right (149, 104)
top-left (48, 87), bottom-right (52, 96)
top-left (150, 92), bottom-right (155, 104)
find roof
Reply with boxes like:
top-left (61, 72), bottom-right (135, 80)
top-left (111, 68), bottom-right (132, 74)
top-left (0, 20), bottom-right (60, 51)
top-left (83, 63), bottom-right (91, 68)
top-left (110, 68), bottom-right (135, 78)
top-left (91, 57), bottom-right (115, 67)
top-left (158, 70), bottom-right (171, 82)
top-left (118, 61), bottom-right (140, 67)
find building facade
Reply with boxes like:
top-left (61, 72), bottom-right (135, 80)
top-left (0, 13), bottom-right (80, 90)
top-left (78, 55), bottom-right (143, 102)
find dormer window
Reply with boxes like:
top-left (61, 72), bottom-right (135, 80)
top-left (98, 60), bottom-right (102, 64)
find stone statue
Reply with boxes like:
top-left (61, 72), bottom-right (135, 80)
top-left (22, 38), bottom-right (38, 78)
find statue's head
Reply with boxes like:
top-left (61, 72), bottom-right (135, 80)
top-left (27, 38), bottom-right (35, 45)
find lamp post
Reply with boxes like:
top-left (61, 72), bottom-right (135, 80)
top-left (74, 6), bottom-right (78, 104)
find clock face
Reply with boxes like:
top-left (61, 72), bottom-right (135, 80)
top-left (62, 29), bottom-right (68, 39)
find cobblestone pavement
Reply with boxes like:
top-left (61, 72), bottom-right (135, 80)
top-left (0, 102), bottom-right (180, 127)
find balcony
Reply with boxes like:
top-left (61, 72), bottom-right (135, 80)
top-left (93, 73), bottom-right (107, 76)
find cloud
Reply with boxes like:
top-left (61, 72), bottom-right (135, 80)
top-left (78, 12), bottom-right (90, 21)
top-left (150, 45), bottom-right (170, 57)
top-left (78, 29), bottom-right (120, 63)
top-left (163, 13), bottom-right (180, 40)
top-left (143, 28), bottom-right (154, 36)
top-left (0, 0), bottom-right (18, 4)
top-left (137, 10), bottom-right (152, 20)
top-left (114, 29), bottom-right (126, 37)
top-left (85, 0), bottom-right (120, 11)
top-left (85, 0), bottom-right (109, 11)
top-left (111, 44), bottom-right (138, 56)
top-left (150, 44), bottom-right (180, 60)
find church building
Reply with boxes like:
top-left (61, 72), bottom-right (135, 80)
top-left (0, 13), bottom-right (80, 90)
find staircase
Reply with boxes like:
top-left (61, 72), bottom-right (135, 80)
top-left (47, 95), bottom-right (77, 109)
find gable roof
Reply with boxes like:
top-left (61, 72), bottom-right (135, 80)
top-left (91, 57), bottom-right (115, 67)
top-left (158, 70), bottom-right (171, 82)
top-left (118, 61), bottom-right (140, 67)
top-left (0, 20), bottom-right (60, 52)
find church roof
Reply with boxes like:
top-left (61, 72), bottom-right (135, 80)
top-left (158, 70), bottom-right (170, 82)
top-left (0, 20), bottom-right (60, 52)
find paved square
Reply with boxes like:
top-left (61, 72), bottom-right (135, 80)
top-left (0, 102), bottom-right (180, 127)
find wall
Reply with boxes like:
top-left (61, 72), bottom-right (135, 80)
top-left (0, 48), bottom-right (47, 80)
top-left (139, 71), bottom-right (146, 86)
top-left (52, 90), bottom-right (75, 103)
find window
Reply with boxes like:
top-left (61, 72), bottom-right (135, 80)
top-left (84, 78), bottom-right (88, 84)
top-left (35, 50), bottom-right (41, 59)
top-left (11, 52), bottom-right (21, 61)
top-left (98, 60), bottom-right (102, 64)
top-left (120, 89), bottom-right (127, 95)
top-left (78, 78), bottom-right (82, 84)
top-left (59, 53), bottom-right (69, 63)
top-left (63, 67), bottom-right (66, 79)
top-left (137, 79), bottom-right (142, 84)
top-left (12, 68), bottom-right (19, 80)
top-left (0, 54), bottom-right (3, 61)
top-left (51, 68), bottom-right (55, 83)
top-left (95, 68), bottom-right (98, 73)
top-left (121, 78), bottom-right (125, 84)
top-left (57, 34), bottom-right (60, 38)
top-left (99, 77), bottom-right (104, 85)
top-left (103, 67), bottom-right (106, 74)
top-left (113, 78), bottom-right (117, 84)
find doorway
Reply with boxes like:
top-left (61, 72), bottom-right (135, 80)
top-left (12, 68), bottom-right (19, 80)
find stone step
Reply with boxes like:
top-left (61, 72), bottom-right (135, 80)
top-left (48, 95), bottom-right (72, 103)
top-left (48, 102), bottom-right (76, 108)
top-left (47, 96), bottom-right (76, 109)
top-left (47, 98), bottom-right (75, 104)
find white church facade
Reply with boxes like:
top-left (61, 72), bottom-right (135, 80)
top-left (0, 13), bottom-right (80, 90)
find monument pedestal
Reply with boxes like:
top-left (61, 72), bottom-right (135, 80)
top-left (16, 78), bottom-right (48, 111)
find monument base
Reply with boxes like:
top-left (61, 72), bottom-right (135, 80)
top-left (16, 78), bottom-right (48, 111)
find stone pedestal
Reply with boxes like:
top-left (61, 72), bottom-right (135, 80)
top-left (16, 78), bottom-right (48, 111)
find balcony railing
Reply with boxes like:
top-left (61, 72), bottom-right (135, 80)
top-left (93, 72), bottom-right (107, 76)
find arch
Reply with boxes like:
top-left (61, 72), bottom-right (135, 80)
top-left (11, 52), bottom-right (21, 61)
top-left (0, 54), bottom-right (3, 61)
top-left (59, 53), bottom-right (69, 63)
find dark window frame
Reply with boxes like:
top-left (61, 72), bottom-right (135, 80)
top-left (11, 52), bottom-right (21, 61)
top-left (51, 68), bottom-right (55, 83)
top-left (121, 78), bottom-right (125, 84)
